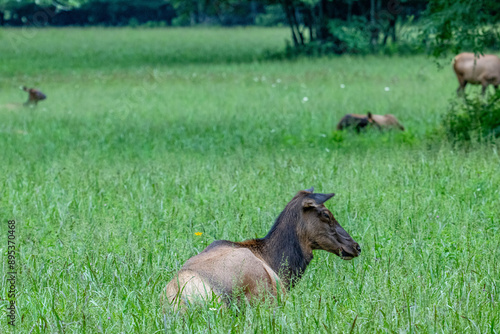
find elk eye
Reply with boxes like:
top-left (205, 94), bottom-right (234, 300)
top-left (321, 212), bottom-right (330, 220)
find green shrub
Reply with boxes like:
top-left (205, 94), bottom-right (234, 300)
top-left (172, 15), bottom-right (191, 27)
top-left (255, 5), bottom-right (286, 27)
top-left (328, 18), bottom-right (371, 54)
top-left (128, 18), bottom-right (139, 28)
top-left (281, 19), bottom-right (425, 58)
top-left (481, 28), bottom-right (500, 50)
top-left (442, 91), bottom-right (500, 141)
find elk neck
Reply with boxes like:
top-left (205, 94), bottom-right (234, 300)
top-left (256, 208), bottom-right (313, 288)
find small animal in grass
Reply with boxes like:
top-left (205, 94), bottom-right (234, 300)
top-left (162, 187), bottom-right (361, 310)
top-left (336, 112), bottom-right (377, 133)
top-left (371, 114), bottom-right (405, 131)
top-left (22, 86), bottom-right (47, 106)
top-left (453, 52), bottom-right (500, 96)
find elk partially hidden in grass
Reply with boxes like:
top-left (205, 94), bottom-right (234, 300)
top-left (336, 112), bottom-right (377, 133)
top-left (163, 187), bottom-right (361, 310)
top-left (371, 114), bottom-right (405, 131)
top-left (22, 86), bottom-right (47, 106)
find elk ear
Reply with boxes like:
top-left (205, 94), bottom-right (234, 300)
top-left (309, 193), bottom-right (335, 204)
top-left (367, 112), bottom-right (373, 120)
top-left (302, 198), bottom-right (317, 208)
top-left (304, 187), bottom-right (314, 193)
top-left (303, 193), bottom-right (335, 208)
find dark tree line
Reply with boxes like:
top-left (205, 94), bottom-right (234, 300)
top-left (0, 0), bottom-right (498, 55)
top-left (0, 0), bottom-right (426, 29)
top-left (0, 1), bottom-right (176, 26)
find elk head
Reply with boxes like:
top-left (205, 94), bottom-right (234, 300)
top-left (300, 187), bottom-right (361, 260)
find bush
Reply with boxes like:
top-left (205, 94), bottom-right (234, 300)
top-left (442, 91), bottom-right (500, 141)
top-left (328, 18), bottom-right (371, 54)
top-left (172, 15), bottom-right (191, 27)
top-left (128, 18), bottom-right (139, 28)
top-left (480, 28), bottom-right (500, 51)
top-left (255, 5), bottom-right (286, 27)
top-left (281, 19), bottom-right (424, 57)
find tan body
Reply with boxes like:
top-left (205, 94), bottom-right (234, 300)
top-left (163, 188), bottom-right (361, 310)
top-left (164, 243), bottom-right (279, 307)
top-left (371, 114), bottom-right (405, 131)
top-left (453, 52), bottom-right (500, 95)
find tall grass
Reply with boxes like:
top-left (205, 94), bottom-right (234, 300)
top-left (0, 27), bottom-right (289, 76)
top-left (0, 27), bottom-right (499, 333)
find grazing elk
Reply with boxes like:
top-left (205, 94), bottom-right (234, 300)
top-left (453, 52), bottom-right (500, 96)
top-left (163, 187), bottom-right (361, 310)
top-left (371, 114), bottom-right (405, 131)
top-left (336, 112), bottom-right (377, 133)
top-left (22, 86), bottom-right (47, 106)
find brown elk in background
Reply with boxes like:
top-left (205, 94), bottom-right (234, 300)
top-left (162, 187), bottom-right (361, 310)
top-left (336, 112), bottom-right (378, 133)
top-left (453, 52), bottom-right (500, 96)
top-left (22, 86), bottom-right (47, 106)
top-left (371, 114), bottom-right (405, 131)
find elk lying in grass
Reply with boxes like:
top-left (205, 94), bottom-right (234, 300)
top-left (453, 52), bottom-right (500, 96)
top-left (163, 187), bottom-right (361, 310)
top-left (22, 86), bottom-right (46, 106)
top-left (336, 112), bottom-right (376, 133)
top-left (371, 114), bottom-right (405, 131)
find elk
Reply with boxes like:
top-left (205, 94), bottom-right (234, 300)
top-left (371, 114), bottom-right (405, 131)
top-left (22, 86), bottom-right (47, 106)
top-left (163, 188), bottom-right (361, 310)
top-left (336, 112), bottom-right (377, 133)
top-left (453, 52), bottom-right (500, 96)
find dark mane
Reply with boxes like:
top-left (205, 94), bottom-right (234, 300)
top-left (236, 191), bottom-right (312, 288)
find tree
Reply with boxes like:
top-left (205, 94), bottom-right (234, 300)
top-left (270, 0), bottom-right (414, 53)
top-left (0, 0), bottom-right (86, 10)
top-left (168, 0), bottom-right (262, 26)
top-left (423, 0), bottom-right (500, 57)
top-left (271, 0), bottom-right (335, 48)
top-left (0, 0), bottom-right (176, 27)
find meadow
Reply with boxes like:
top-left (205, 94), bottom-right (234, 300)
top-left (0, 27), bottom-right (499, 333)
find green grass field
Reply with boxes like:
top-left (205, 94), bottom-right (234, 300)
top-left (0, 27), bottom-right (499, 333)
